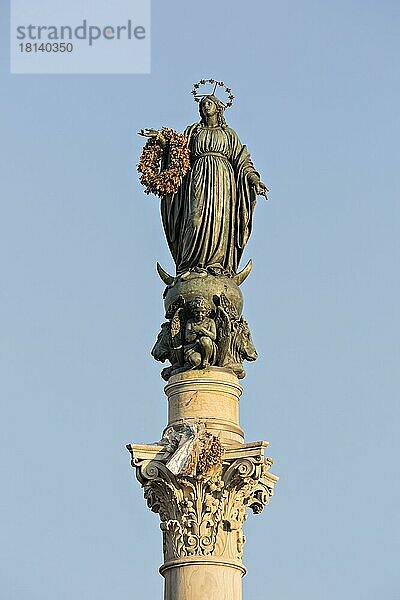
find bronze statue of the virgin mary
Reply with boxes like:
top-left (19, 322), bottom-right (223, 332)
top-left (140, 82), bottom-right (268, 278)
top-left (138, 79), bottom-right (268, 380)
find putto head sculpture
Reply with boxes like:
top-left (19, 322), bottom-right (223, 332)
top-left (187, 296), bottom-right (211, 317)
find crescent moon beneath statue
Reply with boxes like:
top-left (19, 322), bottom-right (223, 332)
top-left (232, 260), bottom-right (253, 286)
top-left (156, 259), bottom-right (252, 287)
top-left (156, 262), bottom-right (175, 286)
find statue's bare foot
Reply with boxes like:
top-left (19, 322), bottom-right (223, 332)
top-left (192, 268), bottom-right (207, 279)
top-left (180, 269), bottom-right (207, 281)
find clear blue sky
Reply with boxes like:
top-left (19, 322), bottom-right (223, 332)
top-left (1, 1), bottom-right (399, 599)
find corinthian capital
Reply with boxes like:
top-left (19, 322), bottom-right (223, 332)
top-left (127, 438), bottom-right (278, 563)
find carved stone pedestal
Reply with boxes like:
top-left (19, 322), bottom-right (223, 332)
top-left (127, 369), bottom-right (278, 600)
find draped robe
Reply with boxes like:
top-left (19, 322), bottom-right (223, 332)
top-left (161, 124), bottom-right (260, 275)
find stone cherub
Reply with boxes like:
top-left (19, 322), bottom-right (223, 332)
top-left (184, 297), bottom-right (217, 369)
top-left (151, 293), bottom-right (257, 380)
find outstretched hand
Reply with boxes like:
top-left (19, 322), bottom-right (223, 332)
top-left (138, 128), bottom-right (167, 147)
top-left (255, 181), bottom-right (269, 200)
top-left (138, 128), bottom-right (159, 138)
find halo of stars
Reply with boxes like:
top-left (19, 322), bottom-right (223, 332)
top-left (191, 78), bottom-right (235, 108)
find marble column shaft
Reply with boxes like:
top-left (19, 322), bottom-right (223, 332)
top-left (127, 369), bottom-right (278, 600)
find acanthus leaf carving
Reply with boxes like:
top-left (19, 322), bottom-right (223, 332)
top-left (129, 448), bottom-right (277, 563)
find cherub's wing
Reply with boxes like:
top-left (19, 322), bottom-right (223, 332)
top-left (215, 304), bottom-right (231, 365)
top-left (166, 294), bottom-right (185, 320)
top-left (220, 293), bottom-right (239, 321)
top-left (171, 308), bottom-right (183, 349)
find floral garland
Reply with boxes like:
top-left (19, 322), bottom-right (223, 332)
top-left (138, 127), bottom-right (190, 198)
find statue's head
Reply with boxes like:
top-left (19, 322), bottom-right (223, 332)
top-left (189, 296), bottom-right (211, 321)
top-left (199, 95), bottom-right (227, 127)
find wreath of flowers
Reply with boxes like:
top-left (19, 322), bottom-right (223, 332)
top-left (191, 78), bottom-right (235, 107)
top-left (138, 127), bottom-right (190, 198)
